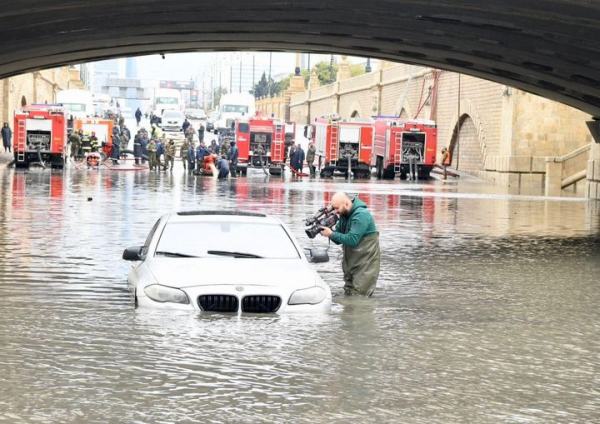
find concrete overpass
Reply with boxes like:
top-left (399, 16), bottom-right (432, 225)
top-left (0, 0), bottom-right (599, 118)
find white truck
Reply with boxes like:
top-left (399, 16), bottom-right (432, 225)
top-left (214, 93), bottom-right (255, 134)
top-left (152, 88), bottom-right (183, 118)
top-left (56, 89), bottom-right (94, 121)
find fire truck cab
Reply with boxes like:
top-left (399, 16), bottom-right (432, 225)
top-left (373, 117), bottom-right (437, 179)
top-left (312, 117), bottom-right (373, 179)
top-left (235, 116), bottom-right (286, 175)
top-left (13, 104), bottom-right (67, 168)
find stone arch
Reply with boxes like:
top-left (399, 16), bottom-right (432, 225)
top-left (394, 96), bottom-right (412, 118)
top-left (444, 99), bottom-right (488, 172)
top-left (347, 101), bottom-right (364, 119)
top-left (448, 114), bottom-right (484, 174)
top-left (20, 96), bottom-right (27, 107)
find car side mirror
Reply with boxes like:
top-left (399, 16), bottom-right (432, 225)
top-left (307, 248), bottom-right (329, 263)
top-left (123, 246), bottom-right (144, 261)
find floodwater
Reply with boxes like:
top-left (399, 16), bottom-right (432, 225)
top-left (0, 164), bottom-right (599, 424)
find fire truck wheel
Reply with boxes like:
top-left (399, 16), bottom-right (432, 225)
top-left (320, 169), bottom-right (334, 178)
top-left (383, 168), bottom-right (396, 180)
top-left (268, 167), bottom-right (282, 176)
top-left (376, 157), bottom-right (384, 179)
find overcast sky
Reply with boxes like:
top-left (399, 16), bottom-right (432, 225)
top-left (134, 52), bottom-right (373, 82)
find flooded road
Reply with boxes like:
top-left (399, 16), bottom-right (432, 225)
top-left (0, 166), bottom-right (599, 423)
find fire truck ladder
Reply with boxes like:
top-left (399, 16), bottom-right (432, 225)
top-left (273, 124), bottom-right (284, 162)
top-left (330, 124), bottom-right (339, 161)
top-left (393, 132), bottom-right (403, 175)
top-left (16, 120), bottom-right (26, 163)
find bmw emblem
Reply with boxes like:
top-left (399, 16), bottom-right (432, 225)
top-left (235, 286), bottom-right (244, 292)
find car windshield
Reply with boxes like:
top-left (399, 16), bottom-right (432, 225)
top-left (157, 97), bottom-right (179, 105)
top-left (155, 221), bottom-right (300, 259)
top-left (163, 111), bottom-right (182, 119)
top-left (221, 105), bottom-right (248, 113)
top-left (64, 103), bottom-right (86, 112)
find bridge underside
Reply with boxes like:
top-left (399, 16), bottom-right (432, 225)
top-left (0, 0), bottom-right (599, 116)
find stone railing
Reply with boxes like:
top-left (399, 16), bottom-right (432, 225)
top-left (381, 64), bottom-right (427, 85)
top-left (545, 143), bottom-right (592, 196)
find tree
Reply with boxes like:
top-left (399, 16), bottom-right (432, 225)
top-left (252, 72), bottom-right (270, 98)
top-left (314, 61), bottom-right (337, 85)
top-left (253, 72), bottom-right (289, 98)
top-left (350, 63), bottom-right (366, 77)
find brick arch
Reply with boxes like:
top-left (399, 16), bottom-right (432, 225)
top-left (448, 115), bottom-right (485, 173)
top-left (445, 99), bottom-right (488, 171)
top-left (394, 97), bottom-right (412, 118)
top-left (347, 101), bottom-right (364, 119)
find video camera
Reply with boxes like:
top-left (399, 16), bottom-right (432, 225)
top-left (304, 206), bottom-right (339, 239)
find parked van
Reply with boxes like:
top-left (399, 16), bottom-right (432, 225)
top-left (153, 88), bottom-right (183, 117)
top-left (214, 93), bottom-right (255, 134)
top-left (56, 89), bottom-right (94, 120)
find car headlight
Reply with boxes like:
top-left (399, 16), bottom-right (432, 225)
top-left (144, 284), bottom-right (189, 304)
top-left (288, 287), bottom-right (326, 305)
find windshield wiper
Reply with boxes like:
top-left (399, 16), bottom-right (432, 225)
top-left (155, 251), bottom-right (199, 258)
top-left (206, 250), bottom-right (263, 259)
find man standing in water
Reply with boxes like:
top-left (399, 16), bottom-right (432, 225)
top-left (320, 192), bottom-right (381, 296)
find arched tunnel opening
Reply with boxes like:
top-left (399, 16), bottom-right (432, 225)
top-left (0, 2), bottom-right (600, 422)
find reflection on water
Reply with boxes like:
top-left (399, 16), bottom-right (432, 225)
top-left (0, 168), bottom-right (599, 423)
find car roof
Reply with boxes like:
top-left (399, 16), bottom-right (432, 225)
top-left (166, 210), bottom-right (282, 225)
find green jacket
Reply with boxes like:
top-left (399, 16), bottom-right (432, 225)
top-left (330, 197), bottom-right (377, 248)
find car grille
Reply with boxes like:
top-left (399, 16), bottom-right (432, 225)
top-left (198, 295), bottom-right (239, 312)
top-left (242, 295), bottom-right (282, 313)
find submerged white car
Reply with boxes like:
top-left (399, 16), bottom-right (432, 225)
top-left (123, 211), bottom-right (332, 313)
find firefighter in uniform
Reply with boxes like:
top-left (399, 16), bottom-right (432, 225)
top-left (90, 132), bottom-right (99, 152)
top-left (181, 138), bottom-right (190, 170)
top-left (306, 142), bottom-right (317, 177)
top-left (220, 138), bottom-right (230, 158)
top-left (147, 139), bottom-right (158, 171)
top-left (320, 192), bottom-right (380, 296)
top-left (165, 139), bottom-right (176, 171)
top-left (80, 131), bottom-right (92, 155)
top-left (69, 130), bottom-right (81, 159)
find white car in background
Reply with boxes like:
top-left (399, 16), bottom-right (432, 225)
top-left (161, 110), bottom-right (185, 132)
top-left (123, 211), bottom-right (332, 313)
top-left (185, 108), bottom-right (207, 120)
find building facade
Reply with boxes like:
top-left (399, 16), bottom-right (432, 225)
top-left (258, 60), bottom-right (595, 197)
top-left (0, 66), bottom-right (88, 124)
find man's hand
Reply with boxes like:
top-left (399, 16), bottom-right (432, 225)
top-left (320, 227), bottom-right (333, 238)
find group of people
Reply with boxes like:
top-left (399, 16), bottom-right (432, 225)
top-left (288, 142), bottom-right (317, 177)
top-left (68, 118), bottom-right (132, 166)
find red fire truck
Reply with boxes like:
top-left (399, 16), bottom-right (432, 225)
top-left (13, 104), bottom-right (67, 168)
top-left (235, 116), bottom-right (286, 175)
top-left (372, 117), bottom-right (437, 179)
top-left (312, 117), bottom-right (373, 179)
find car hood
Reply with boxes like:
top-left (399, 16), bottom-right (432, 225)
top-left (147, 258), bottom-right (317, 288)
